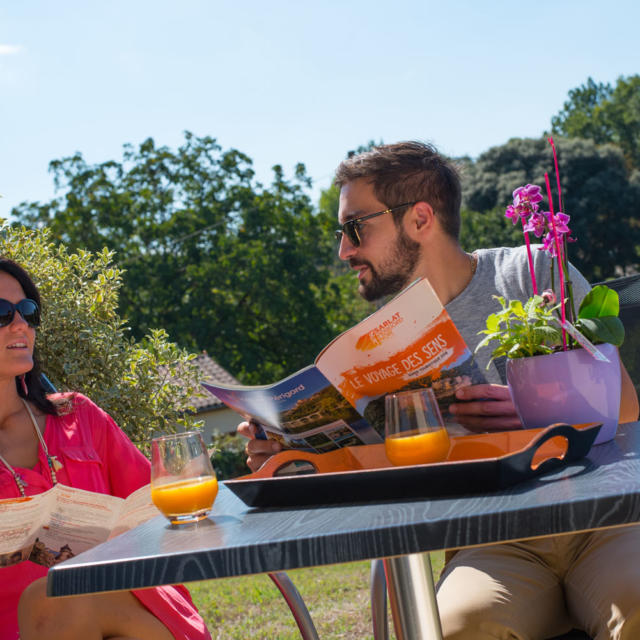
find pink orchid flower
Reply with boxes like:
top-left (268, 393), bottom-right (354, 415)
top-left (551, 211), bottom-right (571, 235)
top-left (513, 184), bottom-right (543, 207)
top-left (507, 183), bottom-right (545, 295)
top-left (523, 211), bottom-right (549, 238)
top-left (505, 204), bottom-right (521, 224)
top-left (541, 231), bottom-right (559, 256)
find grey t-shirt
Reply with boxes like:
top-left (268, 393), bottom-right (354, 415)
top-left (445, 245), bottom-right (591, 384)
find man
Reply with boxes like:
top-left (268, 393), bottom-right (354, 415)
top-left (239, 141), bottom-right (640, 639)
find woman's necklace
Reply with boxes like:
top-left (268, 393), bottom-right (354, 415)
top-left (0, 450), bottom-right (28, 496)
top-left (0, 400), bottom-right (62, 496)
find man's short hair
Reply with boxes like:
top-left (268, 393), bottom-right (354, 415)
top-left (334, 141), bottom-right (462, 239)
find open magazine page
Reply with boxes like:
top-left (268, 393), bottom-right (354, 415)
top-left (0, 484), bottom-right (160, 569)
top-left (0, 492), bottom-right (53, 567)
top-left (315, 278), bottom-right (487, 436)
top-left (107, 484), bottom-right (161, 539)
top-left (203, 365), bottom-right (382, 452)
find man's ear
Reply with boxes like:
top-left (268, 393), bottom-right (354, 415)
top-left (408, 201), bottom-right (436, 236)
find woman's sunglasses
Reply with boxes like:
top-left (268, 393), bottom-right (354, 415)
top-left (335, 202), bottom-right (416, 247)
top-left (0, 298), bottom-right (41, 328)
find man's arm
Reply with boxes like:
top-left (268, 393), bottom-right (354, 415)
top-left (450, 355), bottom-right (639, 432)
top-left (620, 361), bottom-right (639, 423)
top-left (448, 384), bottom-right (521, 431)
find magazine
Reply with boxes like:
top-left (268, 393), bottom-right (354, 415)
top-left (0, 484), bottom-right (159, 569)
top-left (203, 278), bottom-right (487, 453)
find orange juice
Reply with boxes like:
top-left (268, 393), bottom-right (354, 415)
top-left (385, 427), bottom-right (450, 466)
top-left (151, 475), bottom-right (218, 518)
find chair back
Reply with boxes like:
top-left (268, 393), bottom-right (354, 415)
top-left (593, 274), bottom-right (640, 395)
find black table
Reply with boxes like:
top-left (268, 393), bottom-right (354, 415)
top-left (48, 421), bottom-right (640, 639)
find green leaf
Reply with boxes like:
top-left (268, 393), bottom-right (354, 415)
top-left (485, 314), bottom-right (500, 332)
top-left (525, 295), bottom-right (544, 317)
top-left (575, 317), bottom-right (625, 346)
top-left (509, 299), bottom-right (526, 317)
top-left (475, 333), bottom-right (502, 352)
top-left (532, 325), bottom-right (561, 344)
top-left (507, 343), bottom-right (525, 357)
top-left (578, 285), bottom-right (620, 319)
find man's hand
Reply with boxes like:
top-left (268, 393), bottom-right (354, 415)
top-left (448, 384), bottom-right (523, 431)
top-left (237, 421), bottom-right (282, 472)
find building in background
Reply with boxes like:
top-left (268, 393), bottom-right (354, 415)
top-left (189, 352), bottom-right (243, 443)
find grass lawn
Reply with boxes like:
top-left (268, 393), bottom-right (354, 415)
top-left (189, 552), bottom-right (445, 639)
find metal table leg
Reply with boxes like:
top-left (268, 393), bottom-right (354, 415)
top-left (382, 552), bottom-right (443, 640)
top-left (371, 558), bottom-right (389, 640)
top-left (268, 571), bottom-right (320, 640)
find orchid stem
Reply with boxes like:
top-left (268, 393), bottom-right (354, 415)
top-left (521, 222), bottom-right (538, 295)
top-left (549, 137), bottom-right (564, 213)
top-left (544, 172), bottom-right (567, 351)
top-left (549, 137), bottom-right (577, 328)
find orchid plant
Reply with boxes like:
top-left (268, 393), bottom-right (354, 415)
top-left (476, 139), bottom-right (625, 366)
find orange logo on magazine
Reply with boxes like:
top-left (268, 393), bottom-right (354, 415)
top-left (355, 312), bottom-right (403, 351)
top-left (339, 312), bottom-right (469, 404)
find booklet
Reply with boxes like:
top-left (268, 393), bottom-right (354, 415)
top-left (203, 278), bottom-right (487, 453)
top-left (0, 484), bottom-right (160, 569)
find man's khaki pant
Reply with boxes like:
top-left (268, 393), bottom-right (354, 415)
top-left (436, 525), bottom-right (640, 640)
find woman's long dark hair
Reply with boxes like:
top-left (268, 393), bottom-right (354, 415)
top-left (0, 257), bottom-right (58, 415)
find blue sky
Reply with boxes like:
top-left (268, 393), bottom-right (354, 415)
top-left (1, 0), bottom-right (639, 219)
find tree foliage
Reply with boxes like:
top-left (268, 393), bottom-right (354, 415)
top-left (0, 222), bottom-right (205, 442)
top-left (11, 133), bottom-right (368, 384)
top-left (461, 136), bottom-right (640, 281)
top-left (459, 206), bottom-right (523, 254)
top-left (315, 182), bottom-right (376, 320)
top-left (209, 432), bottom-right (248, 480)
top-left (551, 75), bottom-right (640, 169)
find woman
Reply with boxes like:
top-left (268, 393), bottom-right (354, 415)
top-left (0, 257), bottom-right (211, 640)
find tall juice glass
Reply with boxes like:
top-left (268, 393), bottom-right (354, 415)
top-left (151, 431), bottom-right (218, 525)
top-left (385, 389), bottom-right (450, 466)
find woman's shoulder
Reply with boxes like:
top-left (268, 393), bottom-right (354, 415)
top-left (46, 392), bottom-right (107, 421)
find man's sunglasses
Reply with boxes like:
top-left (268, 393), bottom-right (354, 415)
top-left (0, 298), bottom-right (41, 328)
top-left (335, 202), bottom-right (416, 247)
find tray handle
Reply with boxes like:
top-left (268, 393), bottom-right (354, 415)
top-left (500, 422), bottom-right (602, 486)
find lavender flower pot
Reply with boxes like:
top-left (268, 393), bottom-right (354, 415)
top-left (506, 343), bottom-right (621, 445)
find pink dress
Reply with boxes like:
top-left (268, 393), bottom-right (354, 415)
top-left (0, 393), bottom-right (211, 640)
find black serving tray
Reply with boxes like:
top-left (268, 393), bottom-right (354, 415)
top-left (224, 422), bottom-right (602, 508)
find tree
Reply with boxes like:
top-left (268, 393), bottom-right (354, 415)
top-left (0, 221), bottom-right (204, 442)
top-left (11, 133), bottom-right (367, 384)
top-left (551, 75), bottom-right (640, 169)
top-left (461, 137), bottom-right (640, 281)
top-left (459, 206), bottom-right (523, 254)
top-left (315, 181), bottom-right (376, 322)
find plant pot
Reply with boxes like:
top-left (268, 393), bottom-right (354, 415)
top-left (506, 343), bottom-right (621, 445)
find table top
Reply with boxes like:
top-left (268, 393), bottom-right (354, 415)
top-left (48, 421), bottom-right (640, 597)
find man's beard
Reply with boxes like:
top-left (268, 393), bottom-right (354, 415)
top-left (352, 228), bottom-right (421, 302)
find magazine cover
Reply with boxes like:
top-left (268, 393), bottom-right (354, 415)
top-left (315, 278), bottom-right (487, 436)
top-left (203, 278), bottom-right (486, 451)
top-left (203, 365), bottom-right (382, 452)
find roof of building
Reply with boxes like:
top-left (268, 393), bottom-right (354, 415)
top-left (190, 352), bottom-right (240, 412)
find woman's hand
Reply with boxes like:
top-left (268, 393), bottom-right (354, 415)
top-left (237, 421), bottom-right (282, 472)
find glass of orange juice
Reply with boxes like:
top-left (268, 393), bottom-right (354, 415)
top-left (151, 431), bottom-right (218, 525)
top-left (384, 389), bottom-right (450, 466)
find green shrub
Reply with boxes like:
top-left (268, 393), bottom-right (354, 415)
top-left (210, 432), bottom-right (250, 480)
top-left (1, 221), bottom-right (206, 443)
